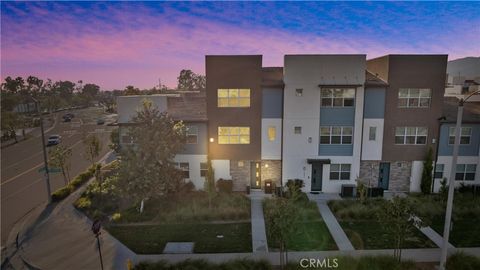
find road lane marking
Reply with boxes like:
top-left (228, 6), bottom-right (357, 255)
top-left (2, 151), bottom-right (43, 170)
top-left (1, 178), bottom-right (43, 201)
top-left (1, 139), bottom-right (84, 186)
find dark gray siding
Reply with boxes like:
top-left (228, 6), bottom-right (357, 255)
top-left (320, 108), bottom-right (355, 125)
top-left (319, 145), bottom-right (354, 156)
top-left (262, 88), bottom-right (283, 118)
top-left (364, 88), bottom-right (386, 119)
top-left (438, 124), bottom-right (480, 156)
top-left (179, 123), bottom-right (208, 155)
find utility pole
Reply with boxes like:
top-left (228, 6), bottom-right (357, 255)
top-left (439, 90), bottom-right (479, 269)
top-left (33, 98), bottom-right (52, 203)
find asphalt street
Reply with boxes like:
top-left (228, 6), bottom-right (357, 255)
top-left (1, 107), bottom-right (116, 245)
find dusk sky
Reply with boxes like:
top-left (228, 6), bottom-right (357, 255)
top-left (1, 1), bottom-right (479, 90)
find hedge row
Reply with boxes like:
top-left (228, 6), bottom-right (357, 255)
top-left (51, 164), bottom-right (100, 202)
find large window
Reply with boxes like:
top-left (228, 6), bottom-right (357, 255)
top-left (218, 127), bottom-right (250, 144)
top-left (217, 89), bottom-right (250, 107)
top-left (398, 88), bottom-right (431, 108)
top-left (455, 164), bottom-right (477, 181)
top-left (449, 127), bottom-right (472, 145)
top-left (394, 127), bottom-right (428, 145)
top-left (320, 126), bottom-right (353, 144)
top-left (434, 164), bottom-right (444, 179)
top-left (320, 88), bottom-right (355, 107)
top-left (175, 162), bottom-right (190, 178)
top-left (330, 164), bottom-right (351, 180)
top-left (268, 126), bottom-right (276, 141)
top-left (186, 126), bottom-right (198, 144)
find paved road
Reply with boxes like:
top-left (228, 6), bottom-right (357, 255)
top-left (1, 107), bottom-right (116, 245)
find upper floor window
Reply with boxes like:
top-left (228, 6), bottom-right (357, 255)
top-left (218, 89), bottom-right (250, 107)
top-left (268, 126), bottom-right (276, 141)
top-left (455, 164), bottom-right (476, 181)
top-left (395, 127), bottom-right (428, 145)
top-left (186, 126), bottom-right (198, 144)
top-left (320, 126), bottom-right (353, 144)
top-left (218, 126), bottom-right (250, 144)
top-left (320, 88), bottom-right (355, 107)
top-left (294, 126), bottom-right (302, 134)
top-left (398, 88), bottom-right (431, 108)
top-left (330, 164), bottom-right (351, 180)
top-left (449, 127), bottom-right (472, 145)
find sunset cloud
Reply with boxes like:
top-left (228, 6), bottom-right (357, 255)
top-left (1, 1), bottom-right (479, 90)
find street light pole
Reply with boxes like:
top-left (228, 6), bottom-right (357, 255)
top-left (439, 90), bottom-right (479, 270)
top-left (33, 98), bottom-right (52, 203)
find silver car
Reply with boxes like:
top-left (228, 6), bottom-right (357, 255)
top-left (47, 135), bottom-right (62, 146)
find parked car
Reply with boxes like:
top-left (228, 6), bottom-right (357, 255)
top-left (63, 117), bottom-right (71, 122)
top-left (63, 113), bottom-right (74, 119)
top-left (47, 135), bottom-right (62, 146)
top-left (96, 118), bottom-right (105, 125)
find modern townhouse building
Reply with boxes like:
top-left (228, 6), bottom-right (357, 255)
top-left (117, 93), bottom-right (208, 189)
top-left (282, 55), bottom-right (366, 193)
top-left (205, 55), bottom-right (284, 191)
top-left (116, 53), bottom-right (478, 195)
top-left (365, 55), bottom-right (448, 192)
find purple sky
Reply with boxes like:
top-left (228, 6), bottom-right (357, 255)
top-left (2, 1), bottom-right (479, 90)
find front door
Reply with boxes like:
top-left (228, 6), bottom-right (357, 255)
top-left (311, 163), bottom-right (323, 191)
top-left (250, 162), bottom-right (261, 189)
top-left (378, 162), bottom-right (390, 190)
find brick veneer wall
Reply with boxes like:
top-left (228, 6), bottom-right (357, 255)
top-left (261, 160), bottom-right (282, 187)
top-left (388, 161), bottom-right (411, 192)
top-left (359, 161), bottom-right (380, 187)
top-left (230, 160), bottom-right (250, 192)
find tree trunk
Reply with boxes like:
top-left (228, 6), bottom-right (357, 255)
top-left (61, 168), bottom-right (68, 185)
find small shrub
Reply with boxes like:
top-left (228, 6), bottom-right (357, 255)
top-left (50, 164), bottom-right (97, 202)
top-left (216, 178), bottom-right (233, 193)
top-left (446, 252), bottom-right (480, 270)
top-left (180, 181), bottom-right (195, 193)
top-left (74, 197), bottom-right (92, 210)
top-left (111, 212), bottom-right (122, 222)
top-left (286, 179), bottom-right (304, 193)
top-left (51, 186), bottom-right (73, 202)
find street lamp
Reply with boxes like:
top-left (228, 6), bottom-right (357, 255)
top-left (439, 89), bottom-right (480, 270)
top-left (32, 97), bottom-right (52, 203)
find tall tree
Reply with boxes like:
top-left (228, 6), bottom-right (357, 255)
top-left (83, 133), bottom-right (102, 166)
top-left (204, 159), bottom-right (216, 209)
top-left (118, 99), bottom-right (187, 209)
top-left (376, 197), bottom-right (423, 262)
top-left (82, 83), bottom-right (100, 103)
top-left (48, 146), bottom-right (72, 184)
top-left (1, 111), bottom-right (20, 142)
top-left (123, 85), bottom-right (141, 96)
top-left (177, 69), bottom-right (205, 91)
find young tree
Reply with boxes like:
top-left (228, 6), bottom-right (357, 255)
top-left (117, 99), bottom-right (187, 210)
top-left (1, 111), bottom-right (20, 143)
top-left (48, 146), bottom-right (72, 184)
top-left (83, 133), bottom-right (102, 166)
top-left (109, 128), bottom-right (121, 153)
top-left (264, 197), bottom-right (299, 269)
top-left (204, 159), bottom-right (216, 209)
top-left (421, 147), bottom-right (434, 194)
top-left (377, 197), bottom-right (423, 261)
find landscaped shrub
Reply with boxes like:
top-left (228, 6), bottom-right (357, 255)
top-left (51, 163), bottom-right (98, 202)
top-left (286, 179), bottom-right (304, 193)
top-left (446, 252), bottom-right (480, 270)
top-left (216, 178), bottom-right (233, 193)
top-left (74, 196), bottom-right (92, 210)
top-left (179, 181), bottom-right (195, 193)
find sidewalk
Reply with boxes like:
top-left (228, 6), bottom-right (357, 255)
top-left (315, 201), bottom-right (355, 251)
top-left (249, 190), bottom-right (270, 253)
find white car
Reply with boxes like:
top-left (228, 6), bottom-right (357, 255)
top-left (47, 135), bottom-right (62, 146)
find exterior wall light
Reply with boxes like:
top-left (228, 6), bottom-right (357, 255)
top-left (265, 164), bottom-right (269, 168)
top-left (308, 137), bottom-right (312, 143)
top-left (209, 138), bottom-right (214, 143)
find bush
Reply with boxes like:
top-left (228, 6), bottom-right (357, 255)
top-left (216, 178), bottom-right (233, 193)
top-left (74, 197), bottom-right (92, 210)
top-left (286, 179), bottom-right (304, 193)
top-left (111, 212), bottom-right (122, 222)
top-left (51, 163), bottom-right (98, 202)
top-left (446, 252), bottom-right (480, 270)
top-left (180, 181), bottom-right (195, 193)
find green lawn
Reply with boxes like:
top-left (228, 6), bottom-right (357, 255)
top-left (264, 200), bottom-right (337, 251)
top-left (430, 218), bottom-right (480, 247)
top-left (340, 221), bottom-right (436, 250)
top-left (329, 199), bottom-right (436, 249)
top-left (107, 222), bottom-right (252, 254)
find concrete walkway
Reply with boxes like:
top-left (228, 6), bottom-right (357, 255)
top-left (413, 215), bottom-right (455, 250)
top-left (315, 201), bottom-right (355, 251)
top-left (249, 190), bottom-right (270, 253)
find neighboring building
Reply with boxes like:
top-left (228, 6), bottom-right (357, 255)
top-left (433, 97), bottom-right (480, 192)
top-left (366, 55), bottom-right (448, 192)
top-left (117, 93), bottom-right (208, 189)
top-left (116, 53), bottom-right (478, 194)
top-left (445, 57), bottom-right (480, 102)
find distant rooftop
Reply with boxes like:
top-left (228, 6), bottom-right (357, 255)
top-left (442, 96), bottom-right (480, 123)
